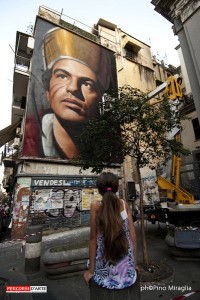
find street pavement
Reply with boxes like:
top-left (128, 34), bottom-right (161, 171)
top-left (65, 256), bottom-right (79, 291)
top-left (0, 223), bottom-right (200, 300)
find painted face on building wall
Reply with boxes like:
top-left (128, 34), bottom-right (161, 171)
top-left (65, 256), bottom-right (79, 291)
top-left (21, 26), bottom-right (118, 160)
top-left (46, 59), bottom-right (102, 124)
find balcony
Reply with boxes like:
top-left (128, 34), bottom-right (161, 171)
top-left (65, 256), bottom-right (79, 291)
top-left (180, 94), bottom-right (195, 115)
top-left (13, 96), bottom-right (26, 109)
top-left (2, 144), bottom-right (18, 168)
top-left (12, 96), bottom-right (26, 124)
top-left (38, 6), bottom-right (118, 50)
top-left (12, 57), bottom-right (29, 123)
top-left (15, 55), bottom-right (30, 73)
top-left (60, 19), bottom-right (99, 43)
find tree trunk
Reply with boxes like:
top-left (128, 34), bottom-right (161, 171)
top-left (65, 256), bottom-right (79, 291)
top-left (137, 166), bottom-right (149, 269)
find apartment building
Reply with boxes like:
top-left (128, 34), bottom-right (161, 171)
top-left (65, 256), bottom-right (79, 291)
top-left (0, 6), bottom-right (179, 239)
top-left (151, 0), bottom-right (200, 201)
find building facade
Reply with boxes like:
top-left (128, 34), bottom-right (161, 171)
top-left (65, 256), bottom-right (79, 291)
top-left (151, 0), bottom-right (200, 200)
top-left (151, 0), bottom-right (200, 120)
top-left (0, 6), bottom-right (179, 238)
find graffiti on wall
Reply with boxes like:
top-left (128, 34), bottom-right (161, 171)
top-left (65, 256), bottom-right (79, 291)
top-left (32, 188), bottom-right (81, 218)
top-left (27, 177), bottom-right (101, 229)
top-left (142, 175), bottom-right (159, 204)
top-left (135, 168), bottom-right (159, 205)
top-left (29, 187), bottom-right (101, 225)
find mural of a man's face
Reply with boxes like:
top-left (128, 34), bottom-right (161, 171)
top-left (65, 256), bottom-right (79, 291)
top-left (46, 59), bottom-right (102, 124)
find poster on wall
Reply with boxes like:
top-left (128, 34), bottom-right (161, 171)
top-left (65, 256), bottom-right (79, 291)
top-left (93, 189), bottom-right (102, 202)
top-left (82, 188), bottom-right (101, 210)
top-left (82, 189), bottom-right (94, 210)
top-left (34, 189), bottom-right (52, 210)
top-left (33, 187), bottom-right (82, 218)
top-left (63, 188), bottom-right (81, 218)
top-left (21, 195), bottom-right (29, 206)
top-left (20, 18), bottom-right (118, 162)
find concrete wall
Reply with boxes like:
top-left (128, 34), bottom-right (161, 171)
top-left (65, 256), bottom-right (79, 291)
top-left (181, 110), bottom-right (200, 151)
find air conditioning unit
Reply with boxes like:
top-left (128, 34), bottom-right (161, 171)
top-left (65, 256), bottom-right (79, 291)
top-left (27, 37), bottom-right (34, 55)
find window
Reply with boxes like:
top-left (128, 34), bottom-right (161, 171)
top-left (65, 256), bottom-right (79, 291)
top-left (192, 118), bottom-right (200, 140)
top-left (124, 41), bottom-right (140, 62)
top-left (125, 44), bottom-right (137, 61)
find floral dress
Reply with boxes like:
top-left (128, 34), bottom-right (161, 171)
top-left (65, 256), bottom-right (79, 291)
top-left (93, 200), bottom-right (137, 289)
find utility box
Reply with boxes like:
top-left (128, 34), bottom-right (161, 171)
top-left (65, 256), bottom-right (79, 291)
top-left (175, 227), bottom-right (200, 249)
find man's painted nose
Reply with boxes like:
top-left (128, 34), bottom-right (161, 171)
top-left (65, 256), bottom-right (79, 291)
top-left (66, 78), bottom-right (79, 93)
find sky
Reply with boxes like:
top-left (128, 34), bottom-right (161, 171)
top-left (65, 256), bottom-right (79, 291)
top-left (0, 0), bottom-right (180, 180)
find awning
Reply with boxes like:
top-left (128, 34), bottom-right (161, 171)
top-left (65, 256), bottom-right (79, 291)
top-left (0, 121), bottom-right (21, 148)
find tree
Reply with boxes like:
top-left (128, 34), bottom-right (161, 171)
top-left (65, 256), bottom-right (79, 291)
top-left (75, 85), bottom-right (190, 269)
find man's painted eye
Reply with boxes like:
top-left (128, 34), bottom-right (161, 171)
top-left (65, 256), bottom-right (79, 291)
top-left (56, 73), bottom-right (67, 79)
top-left (83, 81), bottom-right (96, 91)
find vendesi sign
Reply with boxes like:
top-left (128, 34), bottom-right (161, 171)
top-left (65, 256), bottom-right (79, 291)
top-left (31, 177), bottom-right (97, 187)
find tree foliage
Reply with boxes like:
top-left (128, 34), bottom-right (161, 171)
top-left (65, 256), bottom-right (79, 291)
top-left (75, 85), bottom-right (190, 173)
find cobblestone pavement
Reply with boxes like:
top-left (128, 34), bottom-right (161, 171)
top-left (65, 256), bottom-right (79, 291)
top-left (0, 224), bottom-right (200, 299)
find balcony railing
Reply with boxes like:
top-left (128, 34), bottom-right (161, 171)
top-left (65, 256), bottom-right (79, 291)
top-left (39, 6), bottom-right (116, 51)
top-left (2, 144), bottom-right (18, 168)
top-left (15, 55), bottom-right (30, 73)
top-left (60, 19), bottom-right (99, 43)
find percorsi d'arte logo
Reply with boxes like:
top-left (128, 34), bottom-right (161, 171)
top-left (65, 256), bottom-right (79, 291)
top-left (6, 286), bottom-right (47, 293)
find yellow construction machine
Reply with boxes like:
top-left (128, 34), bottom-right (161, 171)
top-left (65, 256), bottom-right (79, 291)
top-left (157, 132), bottom-right (194, 205)
top-left (155, 131), bottom-right (200, 226)
top-left (145, 76), bottom-right (200, 226)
